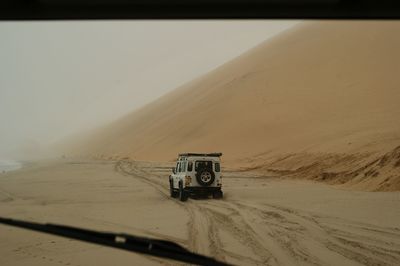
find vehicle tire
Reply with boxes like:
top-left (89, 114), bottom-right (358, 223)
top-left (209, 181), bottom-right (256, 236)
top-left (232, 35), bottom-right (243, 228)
top-left (195, 168), bottom-right (215, 186)
top-left (179, 183), bottom-right (188, 202)
top-left (213, 190), bottom-right (223, 199)
top-left (169, 179), bottom-right (178, 198)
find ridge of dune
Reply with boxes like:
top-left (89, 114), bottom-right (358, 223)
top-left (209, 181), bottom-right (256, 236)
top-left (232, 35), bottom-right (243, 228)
top-left (64, 21), bottom-right (400, 191)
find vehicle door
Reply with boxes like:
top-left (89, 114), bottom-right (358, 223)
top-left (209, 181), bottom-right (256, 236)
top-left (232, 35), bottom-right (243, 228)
top-left (172, 160), bottom-right (180, 187)
top-left (178, 160), bottom-right (187, 187)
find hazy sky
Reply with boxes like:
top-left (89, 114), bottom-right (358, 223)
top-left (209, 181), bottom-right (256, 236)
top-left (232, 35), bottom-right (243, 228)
top-left (0, 20), bottom-right (298, 158)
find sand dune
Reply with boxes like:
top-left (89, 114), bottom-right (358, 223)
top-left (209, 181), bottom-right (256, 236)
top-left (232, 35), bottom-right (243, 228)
top-left (65, 21), bottom-right (400, 191)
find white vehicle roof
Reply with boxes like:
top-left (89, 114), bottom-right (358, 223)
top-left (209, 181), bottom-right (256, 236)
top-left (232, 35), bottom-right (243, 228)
top-left (178, 153), bottom-right (222, 157)
top-left (177, 153), bottom-right (222, 162)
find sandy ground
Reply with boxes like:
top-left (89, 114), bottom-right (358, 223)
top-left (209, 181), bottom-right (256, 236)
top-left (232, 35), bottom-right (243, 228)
top-left (0, 160), bottom-right (399, 266)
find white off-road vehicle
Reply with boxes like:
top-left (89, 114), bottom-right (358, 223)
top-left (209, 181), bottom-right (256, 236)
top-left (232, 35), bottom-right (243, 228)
top-left (169, 153), bottom-right (223, 201)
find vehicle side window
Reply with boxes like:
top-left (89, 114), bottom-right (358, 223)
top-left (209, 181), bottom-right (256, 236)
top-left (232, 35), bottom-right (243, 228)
top-left (195, 161), bottom-right (203, 171)
top-left (178, 162), bottom-right (182, 173)
top-left (215, 162), bottom-right (220, 172)
top-left (175, 162), bottom-right (179, 173)
top-left (187, 161), bottom-right (193, 171)
top-left (183, 161), bottom-right (187, 172)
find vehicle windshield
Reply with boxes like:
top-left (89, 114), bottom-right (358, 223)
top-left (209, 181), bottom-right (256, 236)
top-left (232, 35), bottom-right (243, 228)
top-left (1, 20), bottom-right (400, 266)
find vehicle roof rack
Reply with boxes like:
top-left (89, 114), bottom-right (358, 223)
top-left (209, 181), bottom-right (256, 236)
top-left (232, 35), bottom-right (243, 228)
top-left (178, 153), bottom-right (222, 157)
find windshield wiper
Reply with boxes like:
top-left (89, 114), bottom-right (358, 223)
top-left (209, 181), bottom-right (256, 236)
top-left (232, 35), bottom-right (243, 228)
top-left (0, 216), bottom-right (231, 266)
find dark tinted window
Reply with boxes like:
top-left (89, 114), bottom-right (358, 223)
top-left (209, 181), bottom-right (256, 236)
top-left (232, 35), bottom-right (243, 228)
top-left (188, 161), bottom-right (193, 171)
top-left (215, 162), bottom-right (220, 172)
top-left (195, 161), bottom-right (212, 171)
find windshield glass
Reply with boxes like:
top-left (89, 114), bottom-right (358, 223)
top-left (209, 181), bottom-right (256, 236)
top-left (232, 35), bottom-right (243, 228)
top-left (1, 20), bottom-right (400, 266)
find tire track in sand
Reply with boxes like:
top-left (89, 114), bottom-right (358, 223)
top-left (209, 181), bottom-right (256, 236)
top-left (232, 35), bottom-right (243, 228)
top-left (227, 201), bottom-right (400, 266)
top-left (115, 161), bottom-right (283, 264)
top-left (114, 160), bottom-right (226, 262)
top-left (142, 161), bottom-right (400, 266)
top-left (115, 160), bottom-right (400, 266)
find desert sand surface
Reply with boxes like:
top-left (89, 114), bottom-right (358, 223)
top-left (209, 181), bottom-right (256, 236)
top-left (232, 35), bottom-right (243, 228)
top-left (62, 21), bottom-right (400, 191)
top-left (1, 160), bottom-right (399, 266)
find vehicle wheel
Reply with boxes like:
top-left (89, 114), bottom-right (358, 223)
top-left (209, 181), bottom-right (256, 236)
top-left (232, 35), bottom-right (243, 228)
top-left (179, 183), bottom-right (188, 202)
top-left (169, 179), bottom-right (178, 198)
top-left (196, 168), bottom-right (215, 186)
top-left (213, 190), bottom-right (223, 199)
